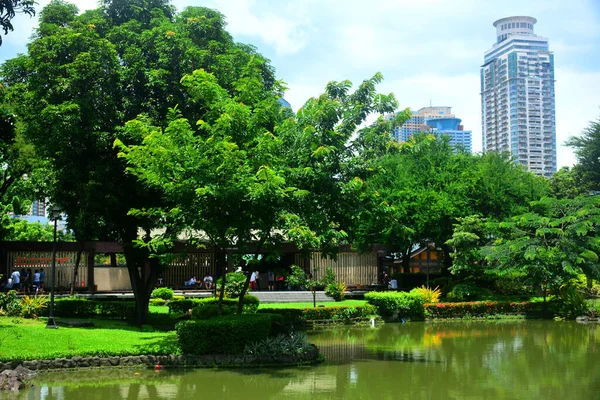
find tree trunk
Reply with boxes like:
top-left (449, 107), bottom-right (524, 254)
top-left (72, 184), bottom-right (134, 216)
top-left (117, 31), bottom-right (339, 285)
top-left (123, 245), bottom-right (162, 325)
top-left (402, 253), bottom-right (411, 274)
top-left (440, 244), bottom-right (453, 276)
top-left (237, 272), bottom-right (252, 315)
top-left (215, 250), bottom-right (227, 316)
top-left (70, 247), bottom-right (83, 296)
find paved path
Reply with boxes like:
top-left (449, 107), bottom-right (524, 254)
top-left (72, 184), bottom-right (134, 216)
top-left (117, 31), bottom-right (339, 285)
top-left (250, 291), bottom-right (332, 303)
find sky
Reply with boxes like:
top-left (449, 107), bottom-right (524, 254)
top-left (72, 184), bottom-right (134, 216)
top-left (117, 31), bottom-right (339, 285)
top-left (2, 0), bottom-right (600, 168)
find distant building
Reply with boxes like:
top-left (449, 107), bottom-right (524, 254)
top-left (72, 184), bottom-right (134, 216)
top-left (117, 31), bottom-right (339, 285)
top-left (278, 98), bottom-right (292, 110)
top-left (481, 16), bottom-right (556, 177)
top-left (391, 106), bottom-right (472, 152)
top-left (425, 117), bottom-right (472, 152)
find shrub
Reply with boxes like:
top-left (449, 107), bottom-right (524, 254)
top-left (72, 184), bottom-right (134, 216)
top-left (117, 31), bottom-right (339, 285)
top-left (412, 286), bottom-right (441, 303)
top-left (96, 301), bottom-right (136, 320)
top-left (216, 272), bottom-right (247, 298)
top-left (169, 296), bottom-right (259, 315)
top-left (365, 291), bottom-right (425, 319)
top-left (191, 304), bottom-right (235, 320)
top-left (53, 297), bottom-right (96, 318)
top-left (150, 298), bottom-right (167, 306)
top-left (447, 283), bottom-right (492, 302)
top-left (20, 295), bottom-right (48, 319)
top-left (493, 276), bottom-right (534, 296)
top-left (325, 282), bottom-right (346, 301)
top-left (257, 305), bottom-right (379, 326)
top-left (424, 301), bottom-right (546, 318)
top-left (245, 332), bottom-right (311, 356)
top-left (0, 290), bottom-right (21, 317)
top-left (151, 287), bottom-right (174, 301)
top-left (176, 314), bottom-right (275, 355)
top-left (172, 295), bottom-right (185, 301)
top-left (556, 286), bottom-right (589, 318)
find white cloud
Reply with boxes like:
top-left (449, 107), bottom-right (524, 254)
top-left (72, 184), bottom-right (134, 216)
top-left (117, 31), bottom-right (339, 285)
top-left (204, 0), bottom-right (311, 56)
top-left (555, 68), bottom-right (600, 168)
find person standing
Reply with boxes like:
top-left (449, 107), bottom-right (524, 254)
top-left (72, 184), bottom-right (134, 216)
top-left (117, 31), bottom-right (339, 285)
top-left (10, 269), bottom-right (21, 292)
top-left (267, 270), bottom-right (275, 291)
top-left (250, 271), bottom-right (257, 291)
top-left (20, 268), bottom-right (29, 293)
top-left (33, 269), bottom-right (41, 292)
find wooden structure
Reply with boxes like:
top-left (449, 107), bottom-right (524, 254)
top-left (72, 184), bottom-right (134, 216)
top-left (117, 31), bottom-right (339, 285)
top-left (1, 241), bottom-right (380, 292)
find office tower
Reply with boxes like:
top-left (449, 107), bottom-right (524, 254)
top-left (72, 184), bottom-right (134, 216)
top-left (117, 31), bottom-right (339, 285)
top-left (425, 117), bottom-right (472, 153)
top-left (392, 106), bottom-right (472, 152)
top-left (481, 16), bottom-right (556, 177)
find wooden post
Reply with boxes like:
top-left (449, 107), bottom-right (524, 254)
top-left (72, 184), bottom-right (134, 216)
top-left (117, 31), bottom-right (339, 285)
top-left (87, 249), bottom-right (96, 292)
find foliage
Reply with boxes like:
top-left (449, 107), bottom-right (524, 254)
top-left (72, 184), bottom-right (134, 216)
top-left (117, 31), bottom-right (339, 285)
top-left (566, 116), bottom-right (600, 191)
top-left (424, 301), bottom-right (546, 319)
top-left (149, 298), bottom-right (166, 306)
top-left (413, 285), bottom-right (441, 303)
top-left (257, 305), bottom-right (377, 326)
top-left (0, 290), bottom-right (21, 316)
top-left (151, 287), bottom-right (174, 301)
top-left (176, 314), bottom-right (276, 355)
top-left (493, 275), bottom-right (535, 296)
top-left (551, 166), bottom-right (591, 199)
top-left (364, 291), bottom-right (425, 319)
top-left (216, 272), bottom-right (247, 298)
top-left (0, 0), bottom-right (36, 45)
top-left (191, 304), bottom-right (235, 320)
top-left (555, 286), bottom-right (589, 318)
top-left (244, 332), bottom-right (311, 356)
top-left (447, 283), bottom-right (493, 302)
top-left (2, 218), bottom-right (74, 241)
top-left (20, 295), bottom-right (48, 319)
top-left (285, 265), bottom-right (307, 290)
top-left (49, 298), bottom-right (135, 319)
top-left (451, 196), bottom-right (600, 300)
top-left (168, 295), bottom-right (259, 315)
top-left (325, 282), bottom-right (347, 301)
top-left (1, 0), bottom-right (280, 323)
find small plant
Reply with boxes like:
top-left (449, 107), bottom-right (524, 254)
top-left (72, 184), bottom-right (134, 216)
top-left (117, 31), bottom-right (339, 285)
top-left (244, 332), bottom-right (311, 356)
top-left (414, 285), bottom-right (441, 303)
top-left (216, 272), bottom-right (247, 298)
top-left (20, 295), bottom-right (49, 319)
top-left (325, 282), bottom-right (347, 301)
top-left (151, 287), bottom-right (174, 301)
top-left (0, 290), bottom-right (22, 317)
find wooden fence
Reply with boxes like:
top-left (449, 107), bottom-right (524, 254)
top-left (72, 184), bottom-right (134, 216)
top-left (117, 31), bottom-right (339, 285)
top-left (296, 252), bottom-right (378, 286)
top-left (7, 251), bottom-right (88, 289)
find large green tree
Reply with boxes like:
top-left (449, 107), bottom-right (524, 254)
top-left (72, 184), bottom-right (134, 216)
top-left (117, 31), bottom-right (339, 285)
top-left (450, 196), bottom-right (600, 301)
top-left (1, 0), bottom-right (278, 322)
top-left (566, 116), bottom-right (600, 191)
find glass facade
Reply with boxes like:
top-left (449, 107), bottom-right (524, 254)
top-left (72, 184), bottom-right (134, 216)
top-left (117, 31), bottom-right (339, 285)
top-left (481, 16), bottom-right (556, 178)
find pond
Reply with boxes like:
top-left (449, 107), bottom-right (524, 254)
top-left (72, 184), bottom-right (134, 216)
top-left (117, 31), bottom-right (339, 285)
top-left (15, 321), bottom-right (600, 399)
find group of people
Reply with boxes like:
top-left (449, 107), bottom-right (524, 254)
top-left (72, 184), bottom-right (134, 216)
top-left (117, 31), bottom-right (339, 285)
top-left (3, 268), bottom-right (45, 293)
top-left (250, 270), bottom-right (283, 291)
top-left (184, 274), bottom-right (214, 289)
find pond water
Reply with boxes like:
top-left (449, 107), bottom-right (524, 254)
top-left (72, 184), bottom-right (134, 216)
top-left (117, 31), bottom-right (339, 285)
top-left (15, 321), bottom-right (600, 399)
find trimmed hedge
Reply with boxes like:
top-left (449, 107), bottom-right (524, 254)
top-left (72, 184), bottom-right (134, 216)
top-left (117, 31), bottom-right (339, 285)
top-left (47, 298), bottom-right (136, 319)
top-left (364, 291), bottom-right (425, 319)
top-left (176, 314), bottom-right (276, 355)
top-left (168, 295), bottom-right (259, 315)
top-left (257, 305), bottom-right (378, 327)
top-left (424, 301), bottom-right (548, 318)
top-left (151, 287), bottom-right (174, 300)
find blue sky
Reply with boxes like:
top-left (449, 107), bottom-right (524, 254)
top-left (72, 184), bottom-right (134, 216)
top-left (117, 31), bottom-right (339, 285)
top-left (2, 0), bottom-right (599, 167)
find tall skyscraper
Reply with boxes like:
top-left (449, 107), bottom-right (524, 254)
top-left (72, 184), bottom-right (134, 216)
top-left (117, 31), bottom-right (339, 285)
top-left (481, 16), bottom-right (556, 177)
top-left (392, 106), bottom-right (473, 152)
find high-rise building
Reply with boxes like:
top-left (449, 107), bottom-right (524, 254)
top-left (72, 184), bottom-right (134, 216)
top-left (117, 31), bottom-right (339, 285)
top-left (425, 117), bottom-right (472, 153)
top-left (392, 106), bottom-right (473, 152)
top-left (481, 16), bottom-right (556, 177)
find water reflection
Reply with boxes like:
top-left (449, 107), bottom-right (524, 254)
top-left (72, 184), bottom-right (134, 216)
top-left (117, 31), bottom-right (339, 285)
top-left (18, 321), bottom-right (600, 400)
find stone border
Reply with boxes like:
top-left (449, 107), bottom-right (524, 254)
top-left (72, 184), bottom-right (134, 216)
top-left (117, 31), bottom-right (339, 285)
top-left (0, 345), bottom-right (320, 372)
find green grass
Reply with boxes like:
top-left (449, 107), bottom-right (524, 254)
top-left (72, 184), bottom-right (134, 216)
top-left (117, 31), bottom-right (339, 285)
top-left (258, 300), bottom-right (367, 309)
top-left (149, 305), bottom-right (170, 314)
top-left (0, 316), bottom-right (179, 362)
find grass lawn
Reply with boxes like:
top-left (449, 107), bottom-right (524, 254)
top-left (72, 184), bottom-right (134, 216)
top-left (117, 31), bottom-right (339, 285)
top-left (0, 316), bottom-right (178, 362)
top-left (258, 300), bottom-right (367, 309)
